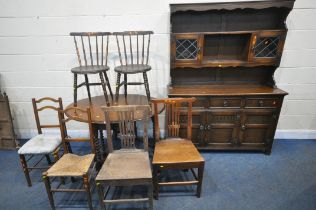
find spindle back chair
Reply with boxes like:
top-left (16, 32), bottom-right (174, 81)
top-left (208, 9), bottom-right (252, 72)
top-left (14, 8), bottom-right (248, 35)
top-left (113, 31), bottom-right (154, 103)
top-left (70, 32), bottom-right (113, 107)
top-left (18, 97), bottom-right (63, 187)
top-left (151, 98), bottom-right (205, 199)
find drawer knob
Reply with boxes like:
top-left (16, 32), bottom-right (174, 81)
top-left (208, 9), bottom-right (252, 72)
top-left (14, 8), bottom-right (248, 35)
top-left (223, 100), bottom-right (228, 107)
top-left (241, 125), bottom-right (246, 130)
top-left (199, 124), bottom-right (204, 130)
top-left (259, 100), bottom-right (264, 107)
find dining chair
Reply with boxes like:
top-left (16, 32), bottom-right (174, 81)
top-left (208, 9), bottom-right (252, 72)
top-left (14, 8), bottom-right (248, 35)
top-left (96, 105), bottom-right (153, 210)
top-left (151, 98), bottom-right (205, 199)
top-left (18, 97), bottom-right (63, 187)
top-left (42, 107), bottom-right (96, 210)
top-left (113, 31), bottom-right (153, 103)
top-left (70, 32), bottom-right (113, 107)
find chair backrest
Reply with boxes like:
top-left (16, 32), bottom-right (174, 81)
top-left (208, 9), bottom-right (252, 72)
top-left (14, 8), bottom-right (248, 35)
top-left (58, 107), bottom-right (95, 154)
top-left (152, 98), bottom-right (196, 141)
top-left (70, 32), bottom-right (111, 67)
top-left (32, 97), bottom-right (63, 134)
top-left (102, 105), bottom-right (151, 153)
top-left (113, 31), bottom-right (153, 67)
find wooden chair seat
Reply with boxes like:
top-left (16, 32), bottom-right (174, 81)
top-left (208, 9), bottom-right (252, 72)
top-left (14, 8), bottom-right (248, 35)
top-left (71, 65), bottom-right (110, 74)
top-left (153, 139), bottom-right (204, 165)
top-left (46, 153), bottom-right (95, 177)
top-left (152, 98), bottom-right (205, 199)
top-left (96, 151), bottom-right (152, 182)
top-left (114, 64), bottom-right (151, 74)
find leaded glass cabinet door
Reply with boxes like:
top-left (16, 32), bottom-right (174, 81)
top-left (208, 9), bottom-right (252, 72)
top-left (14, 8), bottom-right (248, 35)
top-left (171, 34), bottom-right (203, 67)
top-left (249, 30), bottom-right (286, 65)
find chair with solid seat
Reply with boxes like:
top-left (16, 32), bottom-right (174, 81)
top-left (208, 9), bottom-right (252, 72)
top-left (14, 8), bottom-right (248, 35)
top-left (70, 32), bottom-right (113, 107)
top-left (96, 105), bottom-right (153, 210)
top-left (151, 98), bottom-right (205, 199)
top-left (42, 106), bottom-right (96, 210)
top-left (113, 31), bottom-right (153, 103)
top-left (18, 97), bottom-right (63, 187)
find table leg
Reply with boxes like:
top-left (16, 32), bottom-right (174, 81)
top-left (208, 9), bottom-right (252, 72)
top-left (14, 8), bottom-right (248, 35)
top-left (150, 116), bottom-right (156, 149)
top-left (93, 124), bottom-right (103, 171)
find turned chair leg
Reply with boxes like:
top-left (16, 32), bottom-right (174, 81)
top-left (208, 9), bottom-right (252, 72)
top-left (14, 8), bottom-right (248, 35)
top-left (148, 183), bottom-right (154, 210)
top-left (103, 72), bottom-right (113, 100)
top-left (124, 73), bottom-right (127, 99)
top-left (197, 162), bottom-right (205, 198)
top-left (84, 74), bottom-right (92, 102)
top-left (99, 73), bottom-right (110, 107)
top-left (115, 73), bottom-right (121, 104)
top-left (19, 154), bottom-right (32, 187)
top-left (45, 154), bottom-right (52, 165)
top-left (143, 72), bottom-right (151, 102)
top-left (153, 165), bottom-right (159, 200)
top-left (43, 173), bottom-right (55, 210)
top-left (83, 174), bottom-right (93, 210)
top-left (73, 73), bottom-right (78, 107)
top-left (96, 182), bottom-right (106, 210)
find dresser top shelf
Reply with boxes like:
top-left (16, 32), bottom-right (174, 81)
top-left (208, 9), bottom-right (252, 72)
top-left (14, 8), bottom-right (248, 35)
top-left (168, 85), bottom-right (288, 96)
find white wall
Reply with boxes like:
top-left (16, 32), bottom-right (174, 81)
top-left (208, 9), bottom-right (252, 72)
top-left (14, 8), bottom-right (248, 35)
top-left (0, 0), bottom-right (315, 139)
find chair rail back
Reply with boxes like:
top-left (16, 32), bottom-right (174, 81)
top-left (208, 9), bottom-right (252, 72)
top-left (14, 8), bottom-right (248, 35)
top-left (58, 107), bottom-right (95, 154)
top-left (70, 32), bottom-right (111, 67)
top-left (103, 105), bottom-right (151, 153)
top-left (151, 98), bottom-right (196, 141)
top-left (32, 97), bottom-right (63, 134)
top-left (113, 31), bottom-right (153, 67)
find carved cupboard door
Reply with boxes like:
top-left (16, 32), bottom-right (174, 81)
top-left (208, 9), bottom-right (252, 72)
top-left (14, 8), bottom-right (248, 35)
top-left (204, 109), bottom-right (240, 147)
top-left (239, 109), bottom-right (277, 148)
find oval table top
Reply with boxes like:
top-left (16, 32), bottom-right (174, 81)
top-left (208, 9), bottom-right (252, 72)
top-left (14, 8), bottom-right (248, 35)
top-left (66, 94), bottom-right (162, 124)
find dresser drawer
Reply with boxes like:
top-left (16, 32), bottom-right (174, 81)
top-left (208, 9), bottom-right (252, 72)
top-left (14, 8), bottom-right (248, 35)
top-left (245, 98), bottom-right (279, 108)
top-left (210, 97), bottom-right (242, 108)
top-left (192, 98), bottom-right (209, 108)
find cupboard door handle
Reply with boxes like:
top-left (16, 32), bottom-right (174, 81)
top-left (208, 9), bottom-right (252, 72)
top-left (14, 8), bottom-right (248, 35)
top-left (223, 100), bottom-right (228, 107)
top-left (259, 100), bottom-right (264, 107)
top-left (207, 125), bottom-right (211, 130)
top-left (241, 125), bottom-right (246, 130)
top-left (199, 124), bottom-right (204, 130)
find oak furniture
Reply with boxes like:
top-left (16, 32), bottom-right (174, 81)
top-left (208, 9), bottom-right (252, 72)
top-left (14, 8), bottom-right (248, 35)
top-left (70, 32), bottom-right (113, 107)
top-left (113, 31), bottom-right (153, 103)
top-left (42, 107), bottom-right (95, 210)
top-left (65, 94), bottom-right (164, 167)
top-left (0, 91), bottom-right (17, 149)
top-left (152, 98), bottom-right (205, 199)
top-left (96, 105), bottom-right (153, 210)
top-left (169, 1), bottom-right (295, 154)
top-left (18, 97), bottom-right (63, 187)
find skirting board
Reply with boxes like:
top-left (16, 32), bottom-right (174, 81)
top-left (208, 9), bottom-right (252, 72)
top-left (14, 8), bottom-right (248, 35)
top-left (16, 129), bottom-right (316, 140)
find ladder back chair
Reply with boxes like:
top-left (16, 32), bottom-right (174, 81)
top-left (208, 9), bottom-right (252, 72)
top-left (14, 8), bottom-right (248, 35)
top-left (151, 98), bottom-right (205, 199)
top-left (42, 107), bottom-right (96, 210)
top-left (18, 97), bottom-right (63, 187)
top-left (113, 31), bottom-right (153, 103)
top-left (70, 32), bottom-right (113, 107)
top-left (96, 105), bottom-right (153, 210)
